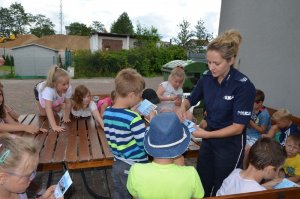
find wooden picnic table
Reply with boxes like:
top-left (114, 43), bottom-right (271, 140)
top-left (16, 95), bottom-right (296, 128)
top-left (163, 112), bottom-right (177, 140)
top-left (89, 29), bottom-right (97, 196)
top-left (18, 113), bottom-right (200, 172)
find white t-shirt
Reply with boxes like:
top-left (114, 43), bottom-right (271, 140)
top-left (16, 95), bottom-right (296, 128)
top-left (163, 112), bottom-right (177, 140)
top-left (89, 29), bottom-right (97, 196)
top-left (158, 81), bottom-right (183, 112)
top-left (217, 168), bottom-right (266, 196)
top-left (71, 101), bottom-right (97, 117)
top-left (37, 81), bottom-right (72, 108)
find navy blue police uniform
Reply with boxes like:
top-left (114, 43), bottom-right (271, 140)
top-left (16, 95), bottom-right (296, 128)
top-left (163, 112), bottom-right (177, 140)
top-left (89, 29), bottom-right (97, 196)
top-left (187, 66), bottom-right (256, 196)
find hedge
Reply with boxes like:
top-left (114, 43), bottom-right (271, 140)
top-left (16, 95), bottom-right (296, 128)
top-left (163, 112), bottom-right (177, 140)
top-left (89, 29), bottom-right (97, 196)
top-left (73, 45), bottom-right (187, 77)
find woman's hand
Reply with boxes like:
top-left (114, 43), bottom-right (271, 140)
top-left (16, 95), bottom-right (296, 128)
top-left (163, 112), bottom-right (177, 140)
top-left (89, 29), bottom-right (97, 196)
top-left (192, 128), bottom-right (210, 139)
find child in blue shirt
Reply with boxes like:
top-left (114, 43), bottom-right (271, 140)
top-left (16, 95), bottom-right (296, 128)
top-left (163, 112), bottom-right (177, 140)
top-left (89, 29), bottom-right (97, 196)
top-left (244, 89), bottom-right (271, 168)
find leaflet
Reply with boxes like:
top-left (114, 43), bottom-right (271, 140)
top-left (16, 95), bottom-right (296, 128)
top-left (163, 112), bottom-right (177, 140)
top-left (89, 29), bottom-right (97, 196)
top-left (136, 99), bottom-right (157, 116)
top-left (54, 170), bottom-right (73, 199)
top-left (273, 179), bottom-right (300, 189)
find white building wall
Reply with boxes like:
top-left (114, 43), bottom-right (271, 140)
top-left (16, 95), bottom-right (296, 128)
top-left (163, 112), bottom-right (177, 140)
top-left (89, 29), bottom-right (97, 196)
top-left (90, 34), bottom-right (99, 53)
top-left (219, 0), bottom-right (300, 116)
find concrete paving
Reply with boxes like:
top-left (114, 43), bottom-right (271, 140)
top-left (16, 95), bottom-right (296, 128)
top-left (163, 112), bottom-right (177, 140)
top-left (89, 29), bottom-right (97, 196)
top-left (1, 77), bottom-right (163, 115)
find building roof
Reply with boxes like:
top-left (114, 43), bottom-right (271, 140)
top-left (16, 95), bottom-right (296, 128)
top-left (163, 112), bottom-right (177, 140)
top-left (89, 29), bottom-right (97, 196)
top-left (30, 34), bottom-right (90, 51)
top-left (11, 43), bottom-right (58, 51)
top-left (1, 34), bottom-right (90, 51)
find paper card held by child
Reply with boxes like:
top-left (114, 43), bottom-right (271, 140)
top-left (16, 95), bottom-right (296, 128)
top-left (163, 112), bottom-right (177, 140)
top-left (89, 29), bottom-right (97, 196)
top-left (54, 170), bottom-right (73, 199)
top-left (136, 99), bottom-right (157, 116)
top-left (273, 179), bottom-right (300, 189)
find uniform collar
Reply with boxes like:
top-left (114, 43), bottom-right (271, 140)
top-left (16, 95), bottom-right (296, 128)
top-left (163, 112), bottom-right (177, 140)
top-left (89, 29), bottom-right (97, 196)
top-left (219, 66), bottom-right (234, 86)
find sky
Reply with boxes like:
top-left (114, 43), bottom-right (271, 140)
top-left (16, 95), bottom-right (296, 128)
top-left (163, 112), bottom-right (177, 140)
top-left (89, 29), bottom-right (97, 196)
top-left (0, 0), bottom-right (222, 41)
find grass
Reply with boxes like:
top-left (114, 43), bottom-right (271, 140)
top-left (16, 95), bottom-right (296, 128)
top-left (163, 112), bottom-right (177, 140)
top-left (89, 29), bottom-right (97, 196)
top-left (0, 65), bottom-right (14, 72)
top-left (0, 65), bottom-right (15, 78)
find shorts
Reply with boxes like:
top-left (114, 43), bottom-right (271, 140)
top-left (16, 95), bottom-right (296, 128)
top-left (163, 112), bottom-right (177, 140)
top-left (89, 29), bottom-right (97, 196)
top-left (246, 135), bottom-right (258, 147)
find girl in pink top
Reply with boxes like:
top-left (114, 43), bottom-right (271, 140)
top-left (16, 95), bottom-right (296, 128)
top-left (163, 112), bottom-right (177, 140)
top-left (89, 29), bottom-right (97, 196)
top-left (97, 90), bottom-right (116, 118)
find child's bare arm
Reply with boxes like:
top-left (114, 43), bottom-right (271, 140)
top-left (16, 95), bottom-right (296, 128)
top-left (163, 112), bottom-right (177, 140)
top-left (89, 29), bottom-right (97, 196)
top-left (287, 175), bottom-right (300, 183)
top-left (156, 85), bottom-right (177, 101)
top-left (249, 120), bottom-right (268, 134)
top-left (0, 123), bottom-right (39, 134)
top-left (262, 178), bottom-right (283, 189)
top-left (263, 124), bottom-right (279, 138)
top-left (45, 100), bottom-right (65, 133)
top-left (92, 108), bottom-right (104, 129)
top-left (100, 103), bottom-right (109, 118)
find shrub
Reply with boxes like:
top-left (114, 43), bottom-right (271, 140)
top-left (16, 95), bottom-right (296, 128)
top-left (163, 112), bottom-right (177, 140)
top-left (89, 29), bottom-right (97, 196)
top-left (73, 45), bottom-right (187, 77)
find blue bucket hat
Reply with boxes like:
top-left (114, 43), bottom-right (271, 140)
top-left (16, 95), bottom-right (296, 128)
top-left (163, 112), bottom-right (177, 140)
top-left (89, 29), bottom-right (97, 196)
top-left (144, 112), bottom-right (191, 158)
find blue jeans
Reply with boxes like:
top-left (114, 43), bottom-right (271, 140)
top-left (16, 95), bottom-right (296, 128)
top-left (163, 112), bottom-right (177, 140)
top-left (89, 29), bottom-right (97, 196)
top-left (111, 159), bottom-right (132, 199)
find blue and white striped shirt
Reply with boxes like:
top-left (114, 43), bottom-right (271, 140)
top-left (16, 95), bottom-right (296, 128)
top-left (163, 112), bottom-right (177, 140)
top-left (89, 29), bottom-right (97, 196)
top-left (103, 107), bottom-right (148, 163)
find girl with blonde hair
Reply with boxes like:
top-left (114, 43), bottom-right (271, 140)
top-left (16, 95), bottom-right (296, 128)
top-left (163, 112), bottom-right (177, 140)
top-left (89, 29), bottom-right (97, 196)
top-left (34, 65), bottom-right (72, 133)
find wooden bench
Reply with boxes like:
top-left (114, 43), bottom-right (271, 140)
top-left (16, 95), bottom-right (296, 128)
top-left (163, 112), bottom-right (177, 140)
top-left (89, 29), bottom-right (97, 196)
top-left (206, 187), bottom-right (300, 199)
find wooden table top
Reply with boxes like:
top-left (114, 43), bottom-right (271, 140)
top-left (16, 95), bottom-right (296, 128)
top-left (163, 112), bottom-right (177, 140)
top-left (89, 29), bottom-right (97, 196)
top-left (18, 113), bottom-right (199, 171)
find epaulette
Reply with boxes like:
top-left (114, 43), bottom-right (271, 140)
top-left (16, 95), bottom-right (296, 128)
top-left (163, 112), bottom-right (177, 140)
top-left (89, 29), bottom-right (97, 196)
top-left (202, 70), bottom-right (210, 75)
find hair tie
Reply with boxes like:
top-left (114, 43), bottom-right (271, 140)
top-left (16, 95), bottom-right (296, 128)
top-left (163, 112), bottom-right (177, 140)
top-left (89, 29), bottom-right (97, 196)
top-left (0, 144), bottom-right (10, 164)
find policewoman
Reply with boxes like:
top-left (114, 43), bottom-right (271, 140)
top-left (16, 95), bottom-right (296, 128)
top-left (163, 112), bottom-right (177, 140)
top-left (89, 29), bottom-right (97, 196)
top-left (177, 29), bottom-right (256, 196)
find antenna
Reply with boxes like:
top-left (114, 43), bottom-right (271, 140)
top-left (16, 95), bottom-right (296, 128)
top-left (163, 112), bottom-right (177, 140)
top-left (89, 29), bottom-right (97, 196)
top-left (59, 0), bottom-right (63, 34)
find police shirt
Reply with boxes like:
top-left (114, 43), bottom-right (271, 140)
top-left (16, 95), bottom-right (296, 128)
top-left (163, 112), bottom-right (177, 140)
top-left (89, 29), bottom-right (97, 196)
top-left (188, 67), bottom-right (256, 130)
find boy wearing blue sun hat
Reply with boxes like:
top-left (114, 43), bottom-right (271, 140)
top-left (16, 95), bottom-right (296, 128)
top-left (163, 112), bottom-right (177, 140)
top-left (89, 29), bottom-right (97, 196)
top-left (127, 112), bottom-right (204, 199)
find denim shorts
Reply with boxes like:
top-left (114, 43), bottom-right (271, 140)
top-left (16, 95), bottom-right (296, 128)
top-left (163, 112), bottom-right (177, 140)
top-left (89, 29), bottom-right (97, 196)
top-left (111, 159), bottom-right (132, 199)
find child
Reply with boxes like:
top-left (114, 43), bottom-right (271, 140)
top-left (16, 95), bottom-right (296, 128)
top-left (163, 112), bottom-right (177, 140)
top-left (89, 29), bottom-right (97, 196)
top-left (141, 88), bottom-right (185, 165)
top-left (71, 85), bottom-right (104, 129)
top-left (0, 84), bottom-right (44, 134)
top-left (264, 109), bottom-right (299, 146)
top-left (142, 88), bottom-right (160, 105)
top-left (0, 133), bottom-right (60, 199)
top-left (0, 82), bottom-right (20, 121)
top-left (127, 112), bottom-right (204, 199)
top-left (103, 68), bottom-right (148, 199)
top-left (244, 89), bottom-right (271, 168)
top-left (156, 66), bottom-right (185, 113)
top-left (217, 137), bottom-right (287, 196)
top-left (282, 134), bottom-right (300, 183)
top-left (97, 90), bottom-right (116, 118)
top-left (138, 88), bottom-right (160, 122)
top-left (34, 65), bottom-right (72, 133)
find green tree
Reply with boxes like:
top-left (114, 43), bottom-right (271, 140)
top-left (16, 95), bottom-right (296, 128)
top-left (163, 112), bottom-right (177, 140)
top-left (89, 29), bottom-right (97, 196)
top-left (110, 12), bottom-right (134, 35)
top-left (91, 21), bottom-right (105, 33)
top-left (30, 14), bottom-right (55, 37)
top-left (67, 22), bottom-right (92, 36)
top-left (135, 22), bottom-right (161, 47)
top-left (174, 19), bottom-right (195, 51)
top-left (0, 7), bottom-right (12, 36)
top-left (9, 3), bottom-right (31, 34)
top-left (194, 19), bottom-right (213, 51)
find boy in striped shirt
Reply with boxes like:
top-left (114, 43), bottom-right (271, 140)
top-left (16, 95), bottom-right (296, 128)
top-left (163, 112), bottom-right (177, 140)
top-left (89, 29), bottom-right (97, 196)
top-left (103, 68), bottom-right (147, 199)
